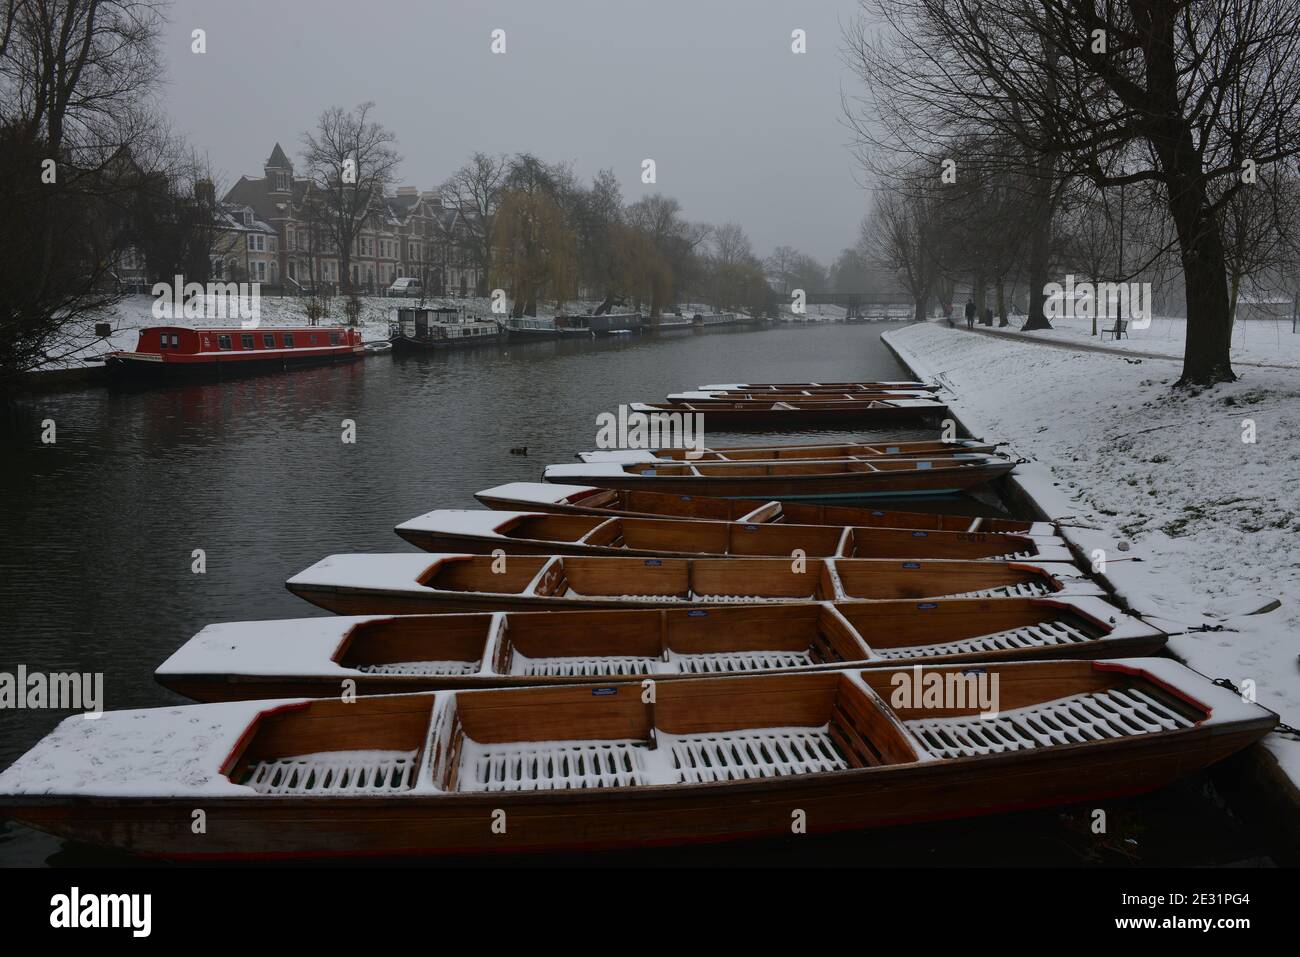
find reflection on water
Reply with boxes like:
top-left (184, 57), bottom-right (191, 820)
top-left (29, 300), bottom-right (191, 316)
top-left (0, 323), bottom-right (1275, 866)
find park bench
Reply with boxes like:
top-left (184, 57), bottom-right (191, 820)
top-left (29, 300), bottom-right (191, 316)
top-left (1100, 318), bottom-right (1127, 340)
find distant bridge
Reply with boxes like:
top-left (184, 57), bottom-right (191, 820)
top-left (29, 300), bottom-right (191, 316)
top-left (797, 291), bottom-right (916, 319)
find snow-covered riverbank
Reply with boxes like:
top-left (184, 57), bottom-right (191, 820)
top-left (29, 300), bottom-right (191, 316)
top-left (883, 320), bottom-right (1300, 787)
top-left (979, 315), bottom-right (1300, 369)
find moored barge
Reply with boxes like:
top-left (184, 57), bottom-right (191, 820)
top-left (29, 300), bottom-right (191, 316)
top-left (104, 325), bottom-right (364, 378)
top-left (391, 307), bottom-right (502, 351)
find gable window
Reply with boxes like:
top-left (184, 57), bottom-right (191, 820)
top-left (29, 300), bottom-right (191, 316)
top-left (217, 335), bottom-right (232, 350)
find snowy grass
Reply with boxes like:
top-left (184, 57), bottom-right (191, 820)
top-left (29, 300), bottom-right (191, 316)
top-left (984, 315), bottom-right (1300, 368)
top-left (884, 319), bottom-right (1300, 783)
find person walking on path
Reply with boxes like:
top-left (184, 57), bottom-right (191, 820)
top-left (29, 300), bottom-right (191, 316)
top-left (964, 298), bottom-right (976, 329)
top-left (943, 301), bottom-right (954, 327)
top-left (984, 305), bottom-right (994, 326)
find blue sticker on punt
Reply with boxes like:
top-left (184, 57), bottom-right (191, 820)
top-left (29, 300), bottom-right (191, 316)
top-left (592, 687), bottom-right (618, 696)
top-left (744, 524), bottom-right (758, 531)
top-left (645, 559), bottom-right (662, 566)
top-left (911, 531), bottom-right (928, 537)
top-left (918, 602), bottom-right (938, 609)
top-left (688, 609), bottom-right (708, 617)
top-left (903, 561), bottom-right (921, 569)
top-left (871, 510), bottom-right (884, 516)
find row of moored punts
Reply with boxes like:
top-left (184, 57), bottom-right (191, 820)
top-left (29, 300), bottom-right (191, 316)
top-left (0, 379), bottom-right (1276, 860)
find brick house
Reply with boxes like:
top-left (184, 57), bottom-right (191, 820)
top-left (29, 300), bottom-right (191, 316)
top-left (223, 144), bottom-right (482, 295)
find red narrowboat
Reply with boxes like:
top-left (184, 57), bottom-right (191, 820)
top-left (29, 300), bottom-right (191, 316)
top-left (105, 326), bottom-right (365, 378)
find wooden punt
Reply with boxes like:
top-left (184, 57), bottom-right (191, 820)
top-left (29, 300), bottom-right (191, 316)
top-left (476, 482), bottom-right (1055, 535)
top-left (393, 509), bottom-right (1075, 563)
top-left (632, 398), bottom-right (949, 429)
top-left (2, 658), bottom-right (1273, 860)
top-left (667, 390), bottom-right (937, 403)
top-left (285, 553), bottom-right (1103, 615)
top-left (155, 597), bottom-right (1167, 702)
top-left (699, 380), bottom-right (938, 392)
top-left (542, 454), bottom-right (1013, 499)
top-left (576, 438), bottom-right (999, 464)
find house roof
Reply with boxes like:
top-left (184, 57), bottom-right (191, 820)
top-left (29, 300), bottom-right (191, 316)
top-left (266, 143), bottom-right (292, 169)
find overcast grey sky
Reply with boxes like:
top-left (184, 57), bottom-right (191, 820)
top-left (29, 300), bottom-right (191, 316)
top-left (158, 0), bottom-right (871, 265)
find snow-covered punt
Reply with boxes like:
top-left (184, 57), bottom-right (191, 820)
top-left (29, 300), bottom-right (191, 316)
top-left (632, 396), bottom-right (949, 429)
top-left (390, 307), bottom-right (501, 350)
top-left (155, 597), bottom-right (1167, 702)
top-left (576, 438), bottom-right (998, 464)
top-left (698, 380), bottom-right (938, 392)
top-left (393, 509), bottom-right (1075, 563)
top-left (665, 388), bottom-right (935, 402)
top-left (475, 482), bottom-right (1058, 536)
top-left (542, 453), bottom-right (1013, 499)
top-left (285, 552), bottom-right (1103, 615)
top-left (104, 325), bottom-right (364, 376)
top-left (0, 659), bottom-right (1273, 860)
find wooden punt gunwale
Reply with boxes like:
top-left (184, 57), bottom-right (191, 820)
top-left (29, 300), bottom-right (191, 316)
top-left (575, 438), bottom-right (1000, 463)
top-left (475, 482), bottom-right (1053, 535)
top-left (697, 380), bottom-right (938, 392)
top-left (629, 399), bottom-right (950, 429)
top-left (0, 659), bottom-right (1275, 860)
top-left (393, 509), bottom-right (1075, 562)
top-left (154, 596), bottom-right (1168, 702)
top-left (285, 552), bottom-right (1103, 615)
top-left (542, 454), bottom-right (1015, 499)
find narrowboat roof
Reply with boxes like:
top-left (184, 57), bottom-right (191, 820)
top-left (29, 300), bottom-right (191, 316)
top-left (136, 325), bottom-right (354, 335)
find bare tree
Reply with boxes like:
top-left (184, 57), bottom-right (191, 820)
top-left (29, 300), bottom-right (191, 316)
top-left (844, 0), bottom-right (1300, 385)
top-left (440, 152), bottom-right (508, 296)
top-left (0, 0), bottom-right (170, 395)
top-left (862, 185), bottom-right (937, 321)
top-left (301, 102), bottom-right (400, 295)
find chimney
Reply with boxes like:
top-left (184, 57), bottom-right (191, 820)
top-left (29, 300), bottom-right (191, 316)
top-left (195, 179), bottom-right (216, 208)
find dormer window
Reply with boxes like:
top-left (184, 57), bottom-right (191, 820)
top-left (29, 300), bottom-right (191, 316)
top-left (242, 210), bottom-right (253, 226)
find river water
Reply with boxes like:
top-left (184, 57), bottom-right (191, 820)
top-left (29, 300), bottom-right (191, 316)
top-left (0, 323), bottom-right (1278, 866)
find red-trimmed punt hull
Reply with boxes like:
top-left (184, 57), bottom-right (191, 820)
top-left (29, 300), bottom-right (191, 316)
top-left (541, 461), bottom-right (1015, 500)
top-left (0, 661), bottom-right (1274, 860)
top-left (474, 484), bottom-right (1045, 533)
top-left (7, 733), bottom-right (1261, 860)
top-left (641, 402), bottom-right (949, 429)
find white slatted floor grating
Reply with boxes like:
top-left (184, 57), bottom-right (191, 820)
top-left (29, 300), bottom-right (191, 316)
top-left (668, 728), bottom-right (847, 783)
top-left (456, 726), bottom-right (849, 791)
top-left (355, 660), bottom-right (480, 675)
top-left (906, 687), bottom-right (1195, 759)
top-left (512, 649), bottom-right (817, 677)
top-left (947, 581), bottom-right (1055, 599)
top-left (873, 620), bottom-right (1093, 659)
top-left (460, 740), bottom-right (650, 791)
top-left (515, 655), bottom-right (657, 677)
top-left (241, 749), bottom-right (418, 794)
top-left (672, 650), bottom-right (815, 673)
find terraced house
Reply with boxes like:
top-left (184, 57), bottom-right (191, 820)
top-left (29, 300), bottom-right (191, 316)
top-left (223, 144), bottom-right (482, 295)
